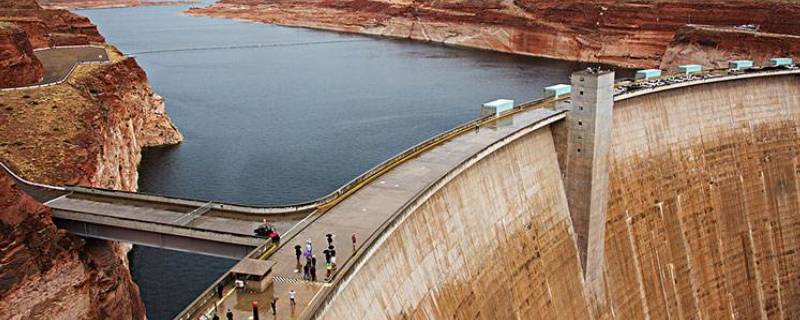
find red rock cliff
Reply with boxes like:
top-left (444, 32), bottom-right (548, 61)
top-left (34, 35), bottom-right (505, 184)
top-left (0, 0), bottom-right (103, 48)
top-left (0, 22), bottom-right (43, 87)
top-left (0, 1), bottom-right (182, 319)
top-left (189, 0), bottom-right (800, 68)
top-left (0, 171), bottom-right (145, 319)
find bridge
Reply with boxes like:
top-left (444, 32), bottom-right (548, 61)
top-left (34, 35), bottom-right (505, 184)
top-left (5, 64), bottom-right (800, 319)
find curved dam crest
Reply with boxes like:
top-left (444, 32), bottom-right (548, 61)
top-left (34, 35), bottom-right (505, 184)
top-left (317, 73), bottom-right (800, 319)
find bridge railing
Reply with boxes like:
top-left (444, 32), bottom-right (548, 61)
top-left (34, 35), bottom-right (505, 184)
top-left (173, 96), bottom-right (565, 320)
top-left (1, 46), bottom-right (111, 92)
top-left (301, 99), bottom-right (568, 320)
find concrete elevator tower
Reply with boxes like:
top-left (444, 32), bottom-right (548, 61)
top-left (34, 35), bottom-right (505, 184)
top-left (564, 69), bottom-right (615, 306)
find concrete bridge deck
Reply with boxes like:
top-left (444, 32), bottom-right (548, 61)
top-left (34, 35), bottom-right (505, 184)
top-left (177, 101), bottom-right (567, 319)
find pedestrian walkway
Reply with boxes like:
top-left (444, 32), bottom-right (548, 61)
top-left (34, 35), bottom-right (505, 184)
top-left (185, 104), bottom-right (565, 320)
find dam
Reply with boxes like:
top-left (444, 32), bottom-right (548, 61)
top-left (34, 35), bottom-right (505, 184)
top-left (313, 69), bottom-right (800, 319)
top-left (7, 66), bottom-right (799, 319)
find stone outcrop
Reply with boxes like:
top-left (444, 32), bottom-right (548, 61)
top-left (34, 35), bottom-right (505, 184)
top-left (0, 171), bottom-right (146, 320)
top-left (0, 22), bottom-right (43, 87)
top-left (38, 0), bottom-right (199, 10)
top-left (661, 25), bottom-right (800, 69)
top-left (0, 0), bottom-right (104, 48)
top-left (189, 0), bottom-right (800, 68)
top-left (0, 1), bottom-right (182, 318)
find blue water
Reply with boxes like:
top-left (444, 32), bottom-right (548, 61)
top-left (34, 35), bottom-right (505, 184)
top-left (80, 2), bottom-right (625, 319)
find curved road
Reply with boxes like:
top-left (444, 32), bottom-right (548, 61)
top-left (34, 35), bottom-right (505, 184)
top-left (1, 46), bottom-right (109, 89)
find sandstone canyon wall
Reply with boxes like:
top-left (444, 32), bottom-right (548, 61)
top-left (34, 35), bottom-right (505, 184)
top-left (37, 0), bottom-right (199, 10)
top-left (189, 0), bottom-right (800, 69)
top-left (0, 22), bottom-right (43, 87)
top-left (317, 74), bottom-right (800, 319)
top-left (0, 172), bottom-right (145, 319)
top-left (0, 1), bottom-right (182, 318)
top-left (661, 25), bottom-right (800, 70)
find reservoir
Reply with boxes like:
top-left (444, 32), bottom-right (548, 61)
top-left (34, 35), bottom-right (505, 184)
top-left (80, 2), bottom-right (625, 319)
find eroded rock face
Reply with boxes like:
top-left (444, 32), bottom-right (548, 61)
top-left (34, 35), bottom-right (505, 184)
top-left (0, 171), bottom-right (146, 320)
top-left (0, 0), bottom-right (103, 48)
top-left (0, 2), bottom-right (182, 318)
top-left (661, 25), bottom-right (800, 69)
top-left (189, 0), bottom-right (800, 68)
top-left (37, 0), bottom-right (198, 10)
top-left (0, 22), bottom-right (43, 87)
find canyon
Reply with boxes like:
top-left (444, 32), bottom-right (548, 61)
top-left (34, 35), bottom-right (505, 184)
top-left (0, 0), bottom-right (182, 319)
top-left (2, 0), bottom-right (800, 319)
top-left (189, 0), bottom-right (800, 69)
top-left (37, 0), bottom-right (198, 10)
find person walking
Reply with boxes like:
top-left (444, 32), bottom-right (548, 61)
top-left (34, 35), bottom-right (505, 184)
top-left (226, 309), bottom-right (233, 320)
top-left (271, 297), bottom-right (278, 315)
top-left (323, 249), bottom-right (331, 264)
top-left (325, 262), bottom-right (332, 281)
top-left (294, 245), bottom-right (302, 272)
top-left (305, 240), bottom-right (313, 258)
top-left (289, 289), bottom-right (297, 310)
top-left (310, 264), bottom-right (317, 281)
top-left (325, 233), bottom-right (334, 246)
top-left (351, 232), bottom-right (357, 251)
top-left (303, 262), bottom-right (310, 280)
top-left (252, 301), bottom-right (260, 320)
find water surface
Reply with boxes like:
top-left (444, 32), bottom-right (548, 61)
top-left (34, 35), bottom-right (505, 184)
top-left (81, 3), bottom-right (624, 319)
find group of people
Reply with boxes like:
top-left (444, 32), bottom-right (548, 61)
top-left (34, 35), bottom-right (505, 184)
top-left (207, 232), bottom-right (360, 319)
top-left (294, 232), bottom-right (358, 282)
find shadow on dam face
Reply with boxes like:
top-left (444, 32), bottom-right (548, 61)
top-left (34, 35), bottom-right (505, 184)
top-left (319, 74), bottom-right (800, 319)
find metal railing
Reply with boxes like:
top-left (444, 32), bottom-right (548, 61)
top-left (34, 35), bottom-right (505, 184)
top-left (173, 95), bottom-right (565, 320)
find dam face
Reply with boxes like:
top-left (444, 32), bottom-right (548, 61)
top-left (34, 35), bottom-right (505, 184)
top-left (603, 74), bottom-right (800, 319)
top-left (322, 126), bottom-right (589, 319)
top-left (319, 73), bottom-right (800, 319)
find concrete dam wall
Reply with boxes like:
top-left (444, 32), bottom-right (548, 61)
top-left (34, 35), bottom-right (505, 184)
top-left (321, 126), bottom-right (589, 319)
top-left (603, 73), bottom-right (800, 319)
top-left (318, 73), bottom-right (800, 319)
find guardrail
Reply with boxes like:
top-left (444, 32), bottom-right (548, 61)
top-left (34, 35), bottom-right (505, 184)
top-left (173, 94), bottom-right (565, 320)
top-left (0, 161), bottom-right (65, 191)
top-left (32, 44), bottom-right (107, 52)
top-left (303, 106), bottom-right (567, 320)
top-left (300, 67), bottom-right (800, 319)
top-left (1, 46), bottom-right (111, 92)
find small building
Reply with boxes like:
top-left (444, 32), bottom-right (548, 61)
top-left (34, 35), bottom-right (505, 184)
top-left (678, 64), bottom-right (703, 75)
top-left (481, 99), bottom-right (514, 117)
top-left (635, 69), bottom-right (662, 80)
top-left (544, 84), bottom-right (571, 98)
top-left (231, 258), bottom-right (276, 293)
top-left (728, 60), bottom-right (753, 70)
top-left (769, 57), bottom-right (794, 67)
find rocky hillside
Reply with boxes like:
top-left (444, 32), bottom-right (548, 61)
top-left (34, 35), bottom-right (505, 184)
top-left (0, 1), bottom-right (182, 318)
top-left (661, 25), bottom-right (800, 69)
top-left (0, 171), bottom-right (146, 319)
top-left (0, 22), bottom-right (43, 87)
top-left (38, 0), bottom-right (199, 10)
top-left (0, 0), bottom-right (104, 48)
top-left (189, 0), bottom-right (800, 68)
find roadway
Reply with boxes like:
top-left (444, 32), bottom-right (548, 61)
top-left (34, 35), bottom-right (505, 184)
top-left (181, 103), bottom-right (566, 320)
top-left (1, 46), bottom-right (109, 89)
